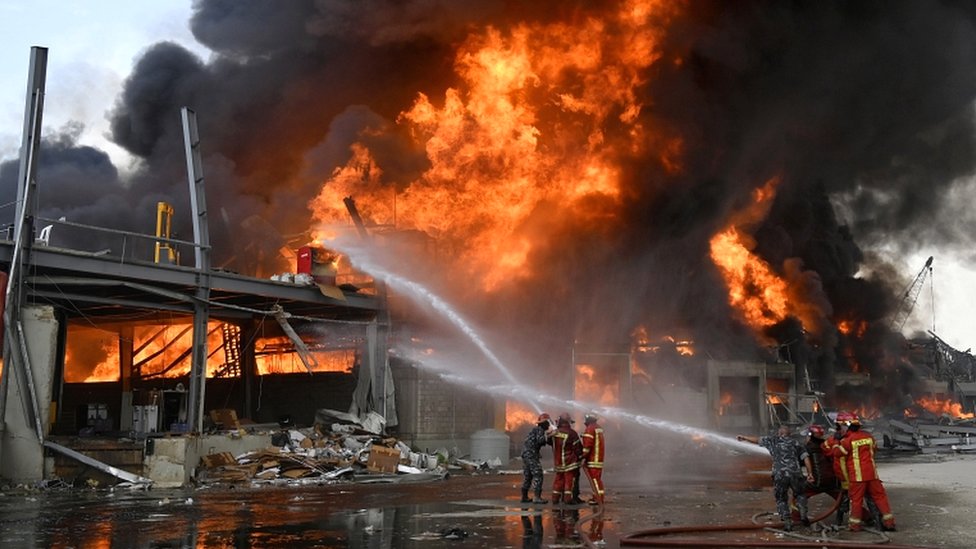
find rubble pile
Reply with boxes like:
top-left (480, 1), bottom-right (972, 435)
top-left (882, 415), bottom-right (976, 454)
top-left (195, 409), bottom-right (445, 486)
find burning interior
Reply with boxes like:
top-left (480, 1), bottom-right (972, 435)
top-left (4, 0), bottom-right (976, 485)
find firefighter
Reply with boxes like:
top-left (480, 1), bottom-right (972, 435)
top-left (822, 411), bottom-right (854, 526)
top-left (834, 412), bottom-right (897, 532)
top-left (521, 413), bottom-right (554, 503)
top-left (792, 424), bottom-right (840, 523)
top-left (738, 425), bottom-right (815, 531)
top-left (580, 411), bottom-right (606, 505)
top-left (551, 412), bottom-right (583, 504)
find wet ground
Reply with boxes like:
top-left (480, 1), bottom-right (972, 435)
top-left (0, 453), bottom-right (971, 548)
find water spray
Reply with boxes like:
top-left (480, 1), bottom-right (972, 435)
top-left (327, 235), bottom-right (762, 454)
top-left (396, 344), bottom-right (766, 456)
top-left (324, 236), bottom-right (542, 413)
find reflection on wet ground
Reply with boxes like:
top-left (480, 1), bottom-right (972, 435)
top-left (0, 453), bottom-right (772, 548)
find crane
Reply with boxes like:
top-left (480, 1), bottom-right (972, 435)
top-left (890, 256), bottom-right (933, 333)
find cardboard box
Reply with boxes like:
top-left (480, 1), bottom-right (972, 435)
top-left (366, 444), bottom-right (401, 473)
top-left (200, 452), bottom-right (236, 469)
top-left (209, 408), bottom-right (240, 430)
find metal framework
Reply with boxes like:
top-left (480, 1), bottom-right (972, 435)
top-left (0, 47), bottom-right (48, 441)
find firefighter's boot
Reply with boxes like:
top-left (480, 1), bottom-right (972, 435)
top-left (552, 494), bottom-right (562, 505)
top-left (532, 490), bottom-right (548, 504)
top-left (520, 489), bottom-right (531, 503)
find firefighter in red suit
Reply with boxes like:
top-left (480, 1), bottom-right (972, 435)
top-left (834, 412), bottom-right (897, 532)
top-left (551, 412), bottom-right (583, 504)
top-left (580, 412), bottom-right (606, 505)
top-left (821, 414), bottom-right (853, 527)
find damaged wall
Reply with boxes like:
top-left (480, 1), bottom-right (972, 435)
top-left (0, 305), bottom-right (59, 482)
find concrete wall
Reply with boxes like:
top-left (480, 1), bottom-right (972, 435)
top-left (1, 305), bottom-right (58, 482)
top-left (392, 360), bottom-right (497, 457)
top-left (146, 433), bottom-right (273, 488)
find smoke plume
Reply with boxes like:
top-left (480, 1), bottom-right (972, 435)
top-left (3, 1), bottom-right (976, 410)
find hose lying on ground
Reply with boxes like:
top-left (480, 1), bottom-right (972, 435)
top-left (611, 493), bottom-right (936, 549)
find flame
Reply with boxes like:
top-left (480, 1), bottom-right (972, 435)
top-left (709, 178), bottom-right (792, 333)
top-left (916, 396), bottom-right (975, 419)
top-left (575, 363), bottom-right (619, 405)
top-left (309, 1), bottom-right (683, 291)
top-left (765, 378), bottom-right (788, 405)
top-left (506, 401), bottom-right (539, 432)
top-left (65, 323), bottom-right (353, 383)
top-left (846, 405), bottom-right (881, 421)
top-left (717, 392), bottom-right (734, 416)
top-left (255, 338), bottom-right (356, 375)
top-left (837, 318), bottom-right (868, 338)
top-left (631, 325), bottom-right (695, 355)
top-left (709, 177), bottom-right (826, 340)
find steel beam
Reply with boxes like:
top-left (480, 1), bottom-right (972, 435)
top-left (182, 108), bottom-right (211, 434)
top-left (1, 47), bottom-right (48, 439)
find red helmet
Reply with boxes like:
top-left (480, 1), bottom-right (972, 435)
top-left (537, 413), bottom-right (551, 424)
top-left (848, 412), bottom-right (861, 426)
top-left (557, 412), bottom-right (574, 425)
top-left (807, 424), bottom-right (825, 438)
top-left (584, 412), bottom-right (599, 424)
top-left (835, 411), bottom-right (853, 425)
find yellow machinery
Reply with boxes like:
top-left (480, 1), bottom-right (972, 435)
top-left (154, 201), bottom-right (179, 264)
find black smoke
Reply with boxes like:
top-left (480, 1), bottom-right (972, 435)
top-left (3, 1), bottom-right (976, 408)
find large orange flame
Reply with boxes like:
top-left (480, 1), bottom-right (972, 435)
top-left (709, 178), bottom-right (795, 335)
top-left (506, 401), bottom-right (539, 432)
top-left (310, 1), bottom-right (683, 291)
top-left (709, 177), bottom-right (828, 341)
top-left (575, 363), bottom-right (620, 405)
top-left (65, 323), bottom-right (353, 383)
top-left (916, 396), bottom-right (975, 419)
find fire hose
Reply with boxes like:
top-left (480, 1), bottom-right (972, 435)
top-left (574, 490), bottom-right (938, 549)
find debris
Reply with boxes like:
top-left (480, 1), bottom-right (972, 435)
top-left (43, 440), bottom-right (153, 488)
top-left (441, 527), bottom-right (469, 540)
top-left (883, 417), bottom-right (976, 453)
top-left (366, 444), bottom-right (401, 473)
top-left (209, 409), bottom-right (240, 430)
top-left (193, 422), bottom-right (444, 486)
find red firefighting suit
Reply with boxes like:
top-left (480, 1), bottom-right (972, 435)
top-left (581, 420), bottom-right (606, 504)
top-left (836, 429), bottom-right (896, 531)
top-left (821, 434), bottom-right (852, 525)
top-left (552, 422), bottom-right (583, 503)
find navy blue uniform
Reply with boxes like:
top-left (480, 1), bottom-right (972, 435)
top-left (522, 425), bottom-right (552, 497)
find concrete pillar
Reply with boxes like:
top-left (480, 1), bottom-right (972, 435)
top-left (0, 305), bottom-right (58, 482)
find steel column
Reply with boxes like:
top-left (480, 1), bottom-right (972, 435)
top-left (181, 107), bottom-right (211, 433)
top-left (1, 47), bottom-right (48, 439)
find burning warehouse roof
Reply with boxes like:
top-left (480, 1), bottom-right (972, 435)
top-left (3, 0), bottom-right (976, 415)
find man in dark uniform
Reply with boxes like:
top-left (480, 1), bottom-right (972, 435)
top-left (792, 424), bottom-right (840, 524)
top-left (521, 413), bottom-right (553, 503)
top-left (738, 425), bottom-right (815, 531)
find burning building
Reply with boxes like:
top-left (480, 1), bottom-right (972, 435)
top-left (5, 0), bottom-right (976, 482)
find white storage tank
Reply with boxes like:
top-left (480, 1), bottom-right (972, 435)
top-left (470, 428), bottom-right (510, 464)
